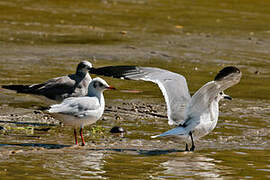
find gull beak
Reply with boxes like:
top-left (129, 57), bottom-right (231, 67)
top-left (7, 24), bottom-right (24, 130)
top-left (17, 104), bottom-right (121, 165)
top-left (106, 86), bottom-right (116, 90)
top-left (224, 95), bottom-right (232, 100)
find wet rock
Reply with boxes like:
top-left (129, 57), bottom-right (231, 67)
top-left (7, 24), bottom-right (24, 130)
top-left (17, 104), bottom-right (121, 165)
top-left (110, 126), bottom-right (125, 133)
top-left (33, 110), bottom-right (42, 114)
top-left (102, 117), bottom-right (109, 121)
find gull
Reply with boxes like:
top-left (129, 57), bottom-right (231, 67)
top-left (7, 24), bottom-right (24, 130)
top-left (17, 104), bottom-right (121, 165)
top-left (2, 61), bottom-right (92, 101)
top-left (89, 65), bottom-right (242, 151)
top-left (48, 77), bottom-right (115, 146)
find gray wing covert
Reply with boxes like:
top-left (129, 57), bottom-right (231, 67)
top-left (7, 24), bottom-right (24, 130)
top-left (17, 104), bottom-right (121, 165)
top-left (49, 97), bottom-right (100, 116)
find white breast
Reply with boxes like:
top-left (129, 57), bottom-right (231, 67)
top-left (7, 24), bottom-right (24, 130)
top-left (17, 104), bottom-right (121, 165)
top-left (193, 100), bottom-right (219, 140)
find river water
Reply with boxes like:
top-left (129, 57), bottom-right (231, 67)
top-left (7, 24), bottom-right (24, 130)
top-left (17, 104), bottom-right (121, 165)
top-left (0, 0), bottom-right (270, 179)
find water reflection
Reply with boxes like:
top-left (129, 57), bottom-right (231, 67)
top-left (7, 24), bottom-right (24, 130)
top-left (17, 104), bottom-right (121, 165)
top-left (47, 149), bottom-right (107, 179)
top-left (159, 154), bottom-right (230, 179)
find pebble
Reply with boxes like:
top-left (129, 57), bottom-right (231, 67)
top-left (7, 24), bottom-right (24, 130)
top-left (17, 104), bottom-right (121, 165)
top-left (110, 126), bottom-right (125, 133)
top-left (9, 150), bottom-right (23, 155)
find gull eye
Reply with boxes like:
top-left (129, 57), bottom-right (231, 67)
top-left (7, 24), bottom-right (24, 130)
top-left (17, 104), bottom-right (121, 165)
top-left (219, 92), bottom-right (223, 95)
top-left (99, 82), bottom-right (103, 87)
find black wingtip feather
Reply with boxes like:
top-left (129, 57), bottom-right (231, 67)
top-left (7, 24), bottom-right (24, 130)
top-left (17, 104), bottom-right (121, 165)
top-left (214, 66), bottom-right (240, 81)
top-left (89, 66), bottom-right (138, 78)
top-left (2, 85), bottom-right (30, 92)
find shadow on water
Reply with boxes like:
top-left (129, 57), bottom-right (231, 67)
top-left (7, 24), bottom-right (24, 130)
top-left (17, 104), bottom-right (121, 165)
top-left (87, 148), bottom-right (185, 156)
top-left (0, 143), bottom-right (71, 149)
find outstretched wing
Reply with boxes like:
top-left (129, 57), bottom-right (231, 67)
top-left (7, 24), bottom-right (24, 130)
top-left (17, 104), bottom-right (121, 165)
top-left (185, 66), bottom-right (242, 122)
top-left (90, 66), bottom-right (191, 125)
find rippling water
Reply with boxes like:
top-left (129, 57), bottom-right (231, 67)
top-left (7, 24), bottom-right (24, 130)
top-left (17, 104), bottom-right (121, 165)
top-left (0, 0), bottom-right (270, 179)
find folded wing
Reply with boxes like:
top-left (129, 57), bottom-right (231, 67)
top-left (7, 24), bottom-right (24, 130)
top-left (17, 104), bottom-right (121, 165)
top-left (2, 74), bottom-right (90, 100)
top-left (48, 96), bottom-right (100, 117)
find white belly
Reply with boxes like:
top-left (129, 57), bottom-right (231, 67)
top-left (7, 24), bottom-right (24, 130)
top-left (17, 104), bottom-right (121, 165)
top-left (193, 108), bottom-right (219, 140)
top-left (62, 115), bottom-right (100, 128)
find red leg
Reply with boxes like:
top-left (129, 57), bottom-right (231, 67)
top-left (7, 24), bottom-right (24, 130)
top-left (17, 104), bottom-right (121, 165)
top-left (74, 129), bottom-right (78, 145)
top-left (80, 127), bottom-right (85, 146)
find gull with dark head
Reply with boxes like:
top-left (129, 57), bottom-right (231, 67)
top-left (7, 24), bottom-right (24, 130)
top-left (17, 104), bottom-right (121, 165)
top-left (2, 61), bottom-right (93, 101)
top-left (89, 65), bottom-right (242, 151)
top-left (48, 77), bottom-right (115, 146)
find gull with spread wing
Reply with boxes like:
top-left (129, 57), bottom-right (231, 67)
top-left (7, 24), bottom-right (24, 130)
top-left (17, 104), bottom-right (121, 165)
top-left (89, 66), bottom-right (242, 151)
top-left (48, 77), bottom-right (115, 146)
top-left (2, 61), bottom-right (93, 101)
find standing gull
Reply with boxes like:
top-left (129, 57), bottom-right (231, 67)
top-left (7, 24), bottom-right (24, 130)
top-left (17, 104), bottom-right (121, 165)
top-left (89, 66), bottom-right (242, 151)
top-left (2, 61), bottom-right (92, 101)
top-left (48, 77), bottom-right (115, 146)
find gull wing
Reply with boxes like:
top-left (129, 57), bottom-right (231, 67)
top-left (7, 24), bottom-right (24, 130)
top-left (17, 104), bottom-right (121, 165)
top-left (91, 66), bottom-right (191, 125)
top-left (48, 96), bottom-right (100, 117)
top-left (2, 74), bottom-right (91, 101)
top-left (184, 66), bottom-right (242, 126)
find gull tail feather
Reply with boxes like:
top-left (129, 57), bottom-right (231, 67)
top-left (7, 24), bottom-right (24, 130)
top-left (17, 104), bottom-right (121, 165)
top-left (151, 126), bottom-right (187, 139)
top-left (2, 84), bottom-right (44, 94)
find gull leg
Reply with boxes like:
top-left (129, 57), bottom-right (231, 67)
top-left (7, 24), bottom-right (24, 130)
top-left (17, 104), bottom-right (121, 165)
top-left (189, 132), bottom-right (195, 151)
top-left (74, 129), bottom-right (78, 145)
top-left (185, 143), bottom-right (189, 151)
top-left (80, 127), bottom-right (85, 146)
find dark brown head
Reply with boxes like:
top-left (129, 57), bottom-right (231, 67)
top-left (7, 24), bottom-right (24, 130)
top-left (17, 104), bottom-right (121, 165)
top-left (214, 66), bottom-right (240, 81)
top-left (76, 61), bottom-right (93, 74)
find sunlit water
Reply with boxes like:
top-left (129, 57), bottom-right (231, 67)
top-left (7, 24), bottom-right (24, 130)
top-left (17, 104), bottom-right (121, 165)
top-left (0, 0), bottom-right (270, 179)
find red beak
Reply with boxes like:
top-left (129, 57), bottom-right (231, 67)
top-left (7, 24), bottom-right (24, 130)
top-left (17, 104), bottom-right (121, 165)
top-left (106, 86), bottom-right (116, 90)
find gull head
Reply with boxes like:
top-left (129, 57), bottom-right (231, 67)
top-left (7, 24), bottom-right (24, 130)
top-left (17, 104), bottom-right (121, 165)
top-left (217, 91), bottom-right (232, 101)
top-left (76, 61), bottom-right (93, 74)
top-left (214, 66), bottom-right (241, 99)
top-left (89, 77), bottom-right (116, 93)
top-left (214, 66), bottom-right (241, 82)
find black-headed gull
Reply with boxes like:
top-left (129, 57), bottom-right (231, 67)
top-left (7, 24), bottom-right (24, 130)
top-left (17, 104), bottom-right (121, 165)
top-left (48, 77), bottom-right (115, 146)
top-left (89, 66), bottom-right (242, 151)
top-left (2, 61), bottom-right (92, 101)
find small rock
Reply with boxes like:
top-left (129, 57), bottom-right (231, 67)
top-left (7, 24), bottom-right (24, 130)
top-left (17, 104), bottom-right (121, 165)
top-left (115, 115), bottom-right (121, 120)
top-left (102, 117), bottom-right (109, 121)
top-left (10, 150), bottom-right (23, 155)
top-left (33, 110), bottom-right (42, 114)
top-left (120, 31), bottom-right (127, 35)
top-left (110, 126), bottom-right (125, 133)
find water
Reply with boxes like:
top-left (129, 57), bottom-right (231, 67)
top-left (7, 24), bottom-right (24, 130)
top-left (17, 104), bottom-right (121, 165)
top-left (0, 0), bottom-right (270, 179)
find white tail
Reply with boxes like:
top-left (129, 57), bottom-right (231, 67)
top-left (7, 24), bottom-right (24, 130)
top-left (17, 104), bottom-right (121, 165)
top-left (150, 126), bottom-right (187, 139)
